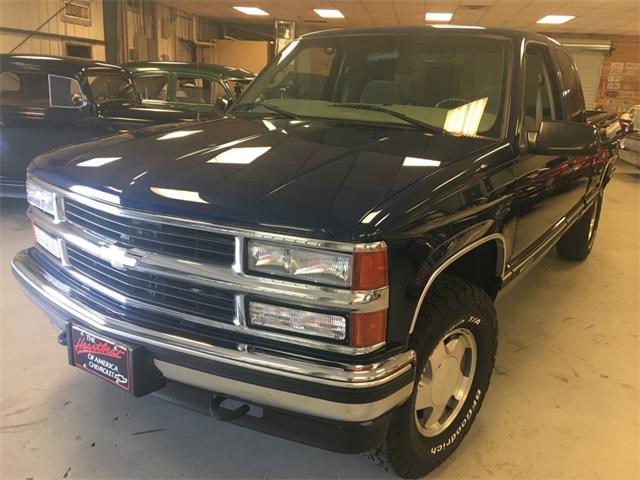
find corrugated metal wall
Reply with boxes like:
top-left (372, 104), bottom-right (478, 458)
top-left (0, 0), bottom-right (268, 69)
top-left (0, 0), bottom-right (106, 59)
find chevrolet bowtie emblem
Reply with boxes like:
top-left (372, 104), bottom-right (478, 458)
top-left (100, 244), bottom-right (138, 270)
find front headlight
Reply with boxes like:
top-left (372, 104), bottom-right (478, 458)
top-left (247, 240), bottom-right (352, 287)
top-left (248, 301), bottom-right (347, 340)
top-left (26, 179), bottom-right (57, 217)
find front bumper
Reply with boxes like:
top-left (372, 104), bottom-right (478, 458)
top-left (12, 249), bottom-right (415, 428)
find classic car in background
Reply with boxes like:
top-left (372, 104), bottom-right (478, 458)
top-left (618, 132), bottom-right (640, 167)
top-left (125, 61), bottom-right (255, 115)
top-left (0, 55), bottom-right (200, 197)
top-left (618, 105), bottom-right (640, 168)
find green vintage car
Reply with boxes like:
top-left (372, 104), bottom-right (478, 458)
top-left (125, 61), bottom-right (255, 115)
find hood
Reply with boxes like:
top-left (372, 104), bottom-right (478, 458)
top-left (30, 116), bottom-right (497, 241)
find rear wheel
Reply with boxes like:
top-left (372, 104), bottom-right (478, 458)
top-left (556, 192), bottom-right (603, 261)
top-left (386, 275), bottom-right (498, 479)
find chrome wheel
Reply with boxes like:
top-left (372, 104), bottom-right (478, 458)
top-left (414, 328), bottom-right (477, 437)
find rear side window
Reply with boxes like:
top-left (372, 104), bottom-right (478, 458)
top-left (0, 72), bottom-right (85, 108)
top-left (135, 74), bottom-right (169, 101)
top-left (0, 72), bottom-right (49, 107)
top-left (555, 49), bottom-right (586, 122)
top-left (176, 75), bottom-right (213, 103)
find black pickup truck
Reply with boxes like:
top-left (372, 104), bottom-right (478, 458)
top-left (13, 27), bottom-right (613, 478)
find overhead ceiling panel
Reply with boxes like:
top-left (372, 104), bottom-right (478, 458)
top-left (158, 0), bottom-right (639, 35)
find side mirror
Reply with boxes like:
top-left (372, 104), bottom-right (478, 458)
top-left (528, 120), bottom-right (598, 156)
top-left (214, 96), bottom-right (232, 113)
top-left (71, 93), bottom-right (86, 108)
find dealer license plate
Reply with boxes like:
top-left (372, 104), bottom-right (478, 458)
top-left (69, 326), bottom-right (132, 392)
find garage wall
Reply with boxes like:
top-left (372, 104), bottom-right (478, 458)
top-left (0, 0), bottom-right (106, 60)
top-left (568, 50), bottom-right (605, 109)
top-left (595, 35), bottom-right (640, 113)
top-left (214, 40), bottom-right (268, 74)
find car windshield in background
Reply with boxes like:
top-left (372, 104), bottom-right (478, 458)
top-left (226, 78), bottom-right (253, 98)
top-left (237, 34), bottom-right (509, 137)
top-left (87, 74), bottom-right (138, 105)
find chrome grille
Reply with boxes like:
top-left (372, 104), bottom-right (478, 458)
top-left (66, 245), bottom-right (236, 324)
top-left (64, 199), bottom-right (235, 266)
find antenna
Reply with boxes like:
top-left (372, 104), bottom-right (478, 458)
top-left (9, 1), bottom-right (72, 54)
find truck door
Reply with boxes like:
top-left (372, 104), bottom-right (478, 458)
top-left (511, 43), bottom-right (590, 261)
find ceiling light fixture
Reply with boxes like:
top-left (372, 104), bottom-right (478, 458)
top-left (536, 15), bottom-right (575, 24)
top-left (233, 6), bottom-right (269, 16)
top-left (425, 12), bottom-right (453, 22)
top-left (314, 9), bottom-right (344, 19)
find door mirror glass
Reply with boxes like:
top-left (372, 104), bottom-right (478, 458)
top-left (528, 120), bottom-right (598, 156)
top-left (214, 96), bottom-right (232, 113)
top-left (71, 93), bottom-right (84, 106)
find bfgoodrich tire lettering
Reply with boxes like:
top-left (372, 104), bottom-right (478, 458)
top-left (387, 275), bottom-right (498, 479)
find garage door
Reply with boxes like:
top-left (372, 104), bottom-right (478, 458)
top-left (568, 50), bottom-right (605, 110)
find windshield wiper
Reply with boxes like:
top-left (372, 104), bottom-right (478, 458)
top-left (330, 103), bottom-right (448, 135)
top-left (233, 102), bottom-right (299, 120)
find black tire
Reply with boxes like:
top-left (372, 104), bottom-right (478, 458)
top-left (387, 275), bottom-right (498, 479)
top-left (556, 192), bottom-right (603, 261)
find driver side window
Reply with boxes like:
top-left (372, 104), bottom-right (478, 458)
top-left (523, 45), bottom-right (559, 132)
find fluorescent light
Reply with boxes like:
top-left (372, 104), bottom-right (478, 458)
top-left (157, 129), bottom-right (203, 141)
top-left (537, 15), bottom-right (575, 25)
top-left (76, 157), bottom-right (122, 168)
top-left (233, 6), bottom-right (269, 16)
top-left (443, 97), bottom-right (488, 136)
top-left (314, 9), bottom-right (344, 19)
top-left (150, 187), bottom-right (208, 204)
top-left (403, 157), bottom-right (442, 167)
top-left (425, 12), bottom-right (453, 22)
top-left (208, 146), bottom-right (271, 164)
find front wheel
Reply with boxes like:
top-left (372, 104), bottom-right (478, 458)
top-left (387, 275), bottom-right (498, 479)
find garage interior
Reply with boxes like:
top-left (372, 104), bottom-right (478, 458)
top-left (0, 1), bottom-right (638, 479)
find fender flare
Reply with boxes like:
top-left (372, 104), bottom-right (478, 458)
top-left (408, 233), bottom-right (507, 334)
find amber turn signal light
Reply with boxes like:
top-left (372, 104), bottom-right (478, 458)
top-left (350, 310), bottom-right (387, 347)
top-left (352, 247), bottom-right (388, 290)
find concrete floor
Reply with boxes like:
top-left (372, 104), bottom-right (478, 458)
top-left (1, 169), bottom-right (638, 479)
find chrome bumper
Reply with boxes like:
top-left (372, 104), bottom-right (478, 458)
top-left (12, 249), bottom-right (415, 423)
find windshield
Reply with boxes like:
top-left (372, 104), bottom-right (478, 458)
top-left (87, 73), bottom-right (139, 105)
top-left (237, 34), bottom-right (509, 137)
